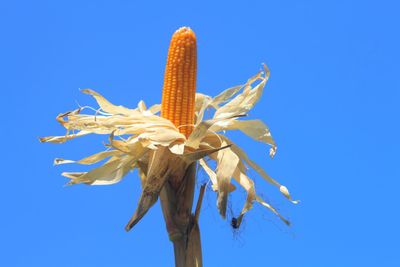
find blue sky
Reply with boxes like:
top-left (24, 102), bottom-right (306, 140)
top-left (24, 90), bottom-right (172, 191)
top-left (1, 0), bottom-right (399, 266)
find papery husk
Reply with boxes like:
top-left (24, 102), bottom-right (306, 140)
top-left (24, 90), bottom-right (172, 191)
top-left (41, 65), bottom-right (298, 230)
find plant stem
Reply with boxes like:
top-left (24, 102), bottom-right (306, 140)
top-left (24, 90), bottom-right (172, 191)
top-left (160, 163), bottom-right (203, 267)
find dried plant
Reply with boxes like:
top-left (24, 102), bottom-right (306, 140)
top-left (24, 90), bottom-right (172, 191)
top-left (41, 27), bottom-right (297, 267)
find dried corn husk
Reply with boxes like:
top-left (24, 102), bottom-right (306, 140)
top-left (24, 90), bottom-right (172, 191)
top-left (41, 65), bottom-right (298, 227)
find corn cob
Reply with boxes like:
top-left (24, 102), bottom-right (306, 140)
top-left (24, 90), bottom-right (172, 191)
top-left (161, 27), bottom-right (197, 138)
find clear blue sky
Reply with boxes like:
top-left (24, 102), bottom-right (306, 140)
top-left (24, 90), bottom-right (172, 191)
top-left (1, 0), bottom-right (399, 266)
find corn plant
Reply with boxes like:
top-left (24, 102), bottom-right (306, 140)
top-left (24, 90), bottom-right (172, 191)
top-left (41, 27), bottom-right (297, 267)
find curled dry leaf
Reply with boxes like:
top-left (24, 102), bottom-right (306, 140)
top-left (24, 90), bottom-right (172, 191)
top-left (41, 65), bottom-right (297, 228)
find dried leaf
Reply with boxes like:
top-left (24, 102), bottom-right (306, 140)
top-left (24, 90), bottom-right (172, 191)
top-left (194, 93), bottom-right (213, 124)
top-left (169, 142), bottom-right (185, 155)
top-left (199, 159), bottom-right (237, 193)
top-left (137, 100), bottom-right (147, 112)
top-left (81, 89), bottom-right (137, 115)
top-left (215, 142), bottom-right (239, 218)
top-left (213, 67), bottom-right (269, 119)
top-left (211, 84), bottom-right (243, 106)
top-left (125, 147), bottom-right (174, 231)
top-left (39, 130), bottom-right (90, 144)
top-left (231, 163), bottom-right (256, 227)
top-left (210, 69), bottom-right (263, 107)
top-left (54, 150), bottom-right (122, 165)
top-left (180, 145), bottom-right (231, 164)
top-left (211, 119), bottom-right (276, 157)
top-left (62, 156), bottom-right (135, 185)
top-left (199, 159), bottom-right (218, 191)
top-left (148, 104), bottom-right (161, 114)
top-left (138, 128), bottom-right (185, 147)
top-left (43, 64), bottom-right (296, 230)
top-left (186, 115), bottom-right (244, 149)
top-left (109, 132), bottom-right (149, 160)
top-left (231, 142), bottom-right (298, 204)
top-left (256, 195), bottom-right (290, 225)
top-left (280, 185), bottom-right (300, 204)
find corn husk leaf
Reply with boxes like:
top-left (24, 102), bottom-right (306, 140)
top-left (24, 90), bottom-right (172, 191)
top-left (125, 147), bottom-right (174, 231)
top-left (213, 66), bottom-right (269, 119)
top-left (215, 141), bottom-right (239, 217)
top-left (198, 132), bottom-right (297, 223)
top-left (180, 145), bottom-right (231, 164)
top-left (211, 69), bottom-right (263, 107)
top-left (256, 195), bottom-right (290, 225)
top-left (186, 115), bottom-right (244, 149)
top-left (194, 93), bottom-right (213, 124)
top-left (210, 84), bottom-right (244, 107)
top-left (82, 89), bottom-right (137, 116)
top-left (39, 130), bottom-right (91, 144)
top-left (62, 155), bottom-right (135, 185)
top-left (198, 159), bottom-right (236, 192)
top-left (225, 136), bottom-right (299, 204)
top-left (210, 119), bottom-right (276, 158)
top-left (42, 65), bottom-right (297, 229)
top-left (54, 150), bottom-right (122, 165)
top-left (231, 162), bottom-right (256, 227)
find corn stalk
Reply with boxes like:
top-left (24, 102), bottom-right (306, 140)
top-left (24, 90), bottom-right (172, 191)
top-left (160, 163), bottom-right (204, 267)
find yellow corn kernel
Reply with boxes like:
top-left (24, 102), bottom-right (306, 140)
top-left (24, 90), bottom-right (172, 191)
top-left (161, 27), bottom-right (197, 138)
